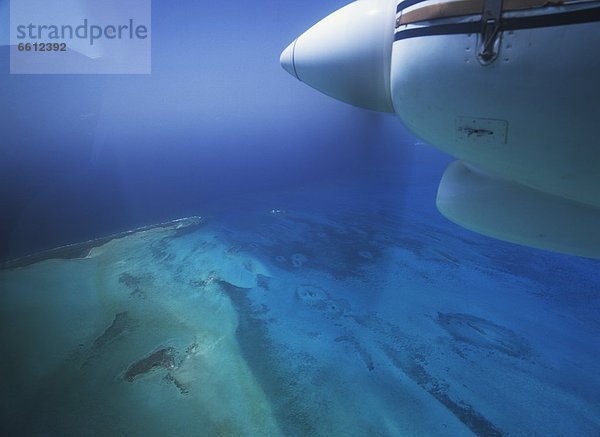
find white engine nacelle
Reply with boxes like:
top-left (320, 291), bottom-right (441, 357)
top-left (281, 0), bottom-right (396, 113)
top-left (281, 0), bottom-right (600, 259)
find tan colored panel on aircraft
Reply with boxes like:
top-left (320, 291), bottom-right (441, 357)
top-left (398, 0), bottom-right (566, 25)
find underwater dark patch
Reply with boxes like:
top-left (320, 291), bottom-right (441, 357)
top-left (383, 345), bottom-right (503, 436)
top-left (256, 274), bottom-right (270, 290)
top-left (217, 279), bottom-right (322, 436)
top-left (93, 312), bottom-right (133, 349)
top-left (119, 273), bottom-right (141, 288)
top-left (149, 238), bottom-right (175, 263)
top-left (256, 214), bottom-right (387, 279)
top-left (437, 312), bottom-right (531, 359)
top-left (118, 272), bottom-right (154, 297)
top-left (334, 334), bottom-right (375, 371)
top-left (295, 284), bottom-right (350, 319)
top-left (124, 347), bottom-right (177, 382)
top-left (164, 373), bottom-right (190, 395)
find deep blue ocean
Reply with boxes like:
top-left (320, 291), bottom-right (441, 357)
top-left (1, 1), bottom-right (599, 436)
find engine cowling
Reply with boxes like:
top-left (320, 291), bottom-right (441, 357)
top-left (280, 0), bottom-right (396, 113)
top-left (280, 0), bottom-right (600, 259)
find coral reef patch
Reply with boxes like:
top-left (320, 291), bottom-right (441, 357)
top-left (295, 284), bottom-right (348, 318)
top-left (124, 347), bottom-right (177, 382)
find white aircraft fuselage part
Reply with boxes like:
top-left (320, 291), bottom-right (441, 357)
top-left (281, 0), bottom-right (600, 259)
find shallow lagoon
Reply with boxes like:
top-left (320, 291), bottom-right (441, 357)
top-left (2, 180), bottom-right (598, 436)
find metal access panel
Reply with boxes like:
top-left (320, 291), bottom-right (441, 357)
top-left (456, 116), bottom-right (508, 146)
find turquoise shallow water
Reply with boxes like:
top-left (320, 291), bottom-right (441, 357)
top-left (1, 178), bottom-right (599, 436)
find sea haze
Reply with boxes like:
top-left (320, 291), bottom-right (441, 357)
top-left (0, 0), bottom-right (441, 261)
